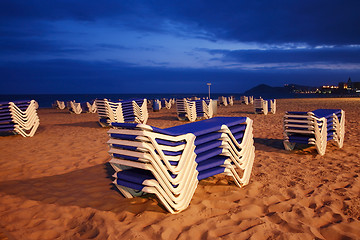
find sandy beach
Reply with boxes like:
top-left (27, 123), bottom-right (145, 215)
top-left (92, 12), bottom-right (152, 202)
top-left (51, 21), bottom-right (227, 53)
top-left (0, 98), bottom-right (359, 239)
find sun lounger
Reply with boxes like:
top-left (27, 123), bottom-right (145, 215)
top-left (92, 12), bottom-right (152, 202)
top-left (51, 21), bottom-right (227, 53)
top-left (312, 109), bottom-right (345, 148)
top-left (218, 96), bottom-right (228, 106)
top-left (249, 96), bottom-right (254, 104)
top-left (194, 99), bottom-right (213, 120)
top-left (95, 98), bottom-right (148, 127)
top-left (161, 99), bottom-right (172, 109)
top-left (107, 117), bottom-right (255, 213)
top-left (153, 99), bottom-right (161, 112)
top-left (94, 99), bottom-right (109, 126)
top-left (176, 99), bottom-right (213, 122)
top-left (254, 98), bottom-right (268, 115)
top-left (0, 100), bottom-right (40, 137)
top-left (68, 101), bottom-right (82, 114)
top-left (176, 98), bottom-right (197, 122)
top-left (108, 118), bottom-right (254, 212)
top-left (240, 96), bottom-right (249, 105)
top-left (283, 109), bottom-right (345, 155)
top-left (228, 96), bottom-right (234, 106)
top-left (86, 101), bottom-right (97, 113)
top-left (268, 99), bottom-right (276, 114)
top-left (52, 100), bottom-right (66, 110)
top-left (126, 99), bottom-right (148, 122)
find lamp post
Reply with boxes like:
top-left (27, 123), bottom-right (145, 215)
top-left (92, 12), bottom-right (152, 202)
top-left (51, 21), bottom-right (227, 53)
top-left (207, 83), bottom-right (211, 99)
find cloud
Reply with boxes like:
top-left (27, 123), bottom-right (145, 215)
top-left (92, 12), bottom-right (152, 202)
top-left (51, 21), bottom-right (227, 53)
top-left (0, 0), bottom-right (128, 21)
top-left (0, 38), bottom-right (86, 55)
top-left (96, 44), bottom-right (129, 51)
top-left (1, 1), bottom-right (360, 95)
top-left (203, 46), bottom-right (360, 65)
top-left (150, 0), bottom-right (360, 45)
top-left (2, 1), bottom-right (360, 46)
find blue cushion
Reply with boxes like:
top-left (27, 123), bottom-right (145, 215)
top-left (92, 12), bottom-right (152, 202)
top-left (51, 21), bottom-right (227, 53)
top-left (312, 109), bottom-right (341, 119)
top-left (196, 156), bottom-right (228, 172)
top-left (153, 117), bottom-right (247, 136)
top-left (197, 166), bottom-right (226, 180)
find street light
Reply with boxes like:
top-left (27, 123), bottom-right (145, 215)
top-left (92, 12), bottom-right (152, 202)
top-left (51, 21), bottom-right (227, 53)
top-left (207, 83), bottom-right (211, 99)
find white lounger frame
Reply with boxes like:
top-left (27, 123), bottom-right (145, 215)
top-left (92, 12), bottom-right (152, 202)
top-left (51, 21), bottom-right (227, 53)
top-left (107, 118), bottom-right (255, 213)
top-left (283, 110), bottom-right (345, 155)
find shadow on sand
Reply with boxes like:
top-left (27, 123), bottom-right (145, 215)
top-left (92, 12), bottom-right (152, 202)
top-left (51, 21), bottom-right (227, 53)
top-left (0, 163), bottom-right (165, 215)
top-left (54, 121), bottom-right (102, 129)
top-left (254, 137), bottom-right (320, 156)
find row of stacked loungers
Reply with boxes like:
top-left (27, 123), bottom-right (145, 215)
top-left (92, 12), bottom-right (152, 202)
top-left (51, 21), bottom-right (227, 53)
top-left (107, 117), bottom-right (255, 213)
top-left (52, 100), bottom-right (66, 110)
top-left (283, 109), bottom-right (345, 155)
top-left (66, 100), bottom-right (97, 114)
top-left (254, 98), bottom-right (276, 115)
top-left (194, 99), bottom-right (213, 120)
top-left (95, 98), bottom-right (148, 127)
top-left (151, 99), bottom-right (175, 112)
top-left (240, 96), bottom-right (249, 105)
top-left (218, 96), bottom-right (234, 106)
top-left (53, 100), bottom-right (97, 113)
top-left (0, 100), bottom-right (40, 137)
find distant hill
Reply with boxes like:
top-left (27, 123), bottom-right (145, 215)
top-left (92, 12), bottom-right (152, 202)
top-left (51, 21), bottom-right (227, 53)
top-left (243, 84), bottom-right (293, 98)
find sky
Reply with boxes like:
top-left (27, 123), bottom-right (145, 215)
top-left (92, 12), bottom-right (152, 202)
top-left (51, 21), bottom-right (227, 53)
top-left (1, 0), bottom-right (360, 94)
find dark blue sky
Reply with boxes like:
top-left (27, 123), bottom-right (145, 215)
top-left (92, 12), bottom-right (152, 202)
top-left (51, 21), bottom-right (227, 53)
top-left (1, 0), bottom-right (360, 94)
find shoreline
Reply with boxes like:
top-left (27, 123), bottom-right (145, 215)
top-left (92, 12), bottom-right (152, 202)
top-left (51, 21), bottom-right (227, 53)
top-left (1, 95), bottom-right (359, 109)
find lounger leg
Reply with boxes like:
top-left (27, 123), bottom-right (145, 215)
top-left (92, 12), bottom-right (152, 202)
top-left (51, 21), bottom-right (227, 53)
top-left (283, 140), bottom-right (295, 151)
top-left (335, 111), bottom-right (345, 148)
top-left (113, 183), bottom-right (146, 198)
top-left (315, 141), bottom-right (326, 156)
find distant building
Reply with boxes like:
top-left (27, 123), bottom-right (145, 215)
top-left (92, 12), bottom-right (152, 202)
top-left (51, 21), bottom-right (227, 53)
top-left (347, 77), bottom-right (353, 90)
top-left (346, 77), bottom-right (360, 93)
top-left (338, 82), bottom-right (347, 90)
top-left (353, 82), bottom-right (360, 92)
top-left (321, 85), bottom-right (338, 94)
top-left (284, 77), bottom-right (360, 95)
top-left (284, 84), bottom-right (317, 94)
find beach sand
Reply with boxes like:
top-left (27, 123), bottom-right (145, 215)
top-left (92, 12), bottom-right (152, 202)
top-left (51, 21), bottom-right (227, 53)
top-left (0, 98), bottom-right (359, 239)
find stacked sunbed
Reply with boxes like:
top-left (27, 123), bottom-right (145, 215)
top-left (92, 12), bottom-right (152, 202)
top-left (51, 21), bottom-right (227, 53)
top-left (176, 98), bottom-right (197, 122)
top-left (240, 96), bottom-right (249, 105)
top-left (176, 98), bottom-right (213, 122)
top-left (218, 96), bottom-right (228, 106)
top-left (227, 96), bottom-right (234, 106)
top-left (249, 96), bottom-right (254, 104)
top-left (68, 101), bottom-right (82, 114)
top-left (218, 96), bottom-right (234, 106)
top-left (95, 98), bottom-right (148, 127)
top-left (151, 99), bottom-right (175, 112)
top-left (254, 98), bottom-right (276, 115)
top-left (85, 101), bottom-right (97, 113)
top-left (194, 99), bottom-right (213, 119)
top-left (268, 99), bottom-right (276, 114)
top-left (55, 100), bottom-right (96, 113)
top-left (76, 101), bottom-right (97, 113)
top-left (152, 99), bottom-right (161, 112)
top-left (107, 117), bottom-right (255, 213)
top-left (254, 98), bottom-right (268, 115)
top-left (283, 109), bottom-right (345, 155)
top-left (0, 100), bottom-right (40, 137)
top-left (161, 99), bottom-right (172, 109)
top-left (52, 100), bottom-right (66, 110)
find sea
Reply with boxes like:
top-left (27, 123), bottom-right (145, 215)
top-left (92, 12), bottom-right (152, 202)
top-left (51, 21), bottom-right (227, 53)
top-left (0, 93), bottom-right (244, 108)
top-left (0, 92), bottom-right (351, 108)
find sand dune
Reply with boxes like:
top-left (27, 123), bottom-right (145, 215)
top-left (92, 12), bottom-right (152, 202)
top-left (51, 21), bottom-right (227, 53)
top-left (0, 98), bottom-right (359, 239)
